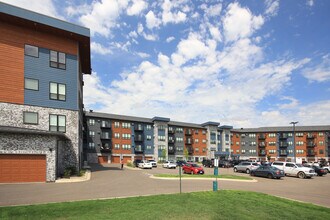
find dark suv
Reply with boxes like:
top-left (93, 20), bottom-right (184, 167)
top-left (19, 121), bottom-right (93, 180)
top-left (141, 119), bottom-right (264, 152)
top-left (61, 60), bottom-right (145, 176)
top-left (202, 159), bottom-right (214, 167)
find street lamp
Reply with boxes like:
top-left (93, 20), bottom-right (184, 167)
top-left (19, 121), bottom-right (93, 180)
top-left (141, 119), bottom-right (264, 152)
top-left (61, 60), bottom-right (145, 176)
top-left (290, 121), bottom-right (298, 163)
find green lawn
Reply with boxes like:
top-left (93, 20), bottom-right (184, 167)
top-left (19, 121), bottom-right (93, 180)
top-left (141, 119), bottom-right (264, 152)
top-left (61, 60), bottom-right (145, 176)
top-left (154, 173), bottom-right (253, 180)
top-left (1, 190), bottom-right (329, 220)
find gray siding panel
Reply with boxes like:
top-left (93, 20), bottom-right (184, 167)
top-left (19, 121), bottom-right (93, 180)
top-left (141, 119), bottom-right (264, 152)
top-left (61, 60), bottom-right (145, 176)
top-left (24, 48), bottom-right (78, 110)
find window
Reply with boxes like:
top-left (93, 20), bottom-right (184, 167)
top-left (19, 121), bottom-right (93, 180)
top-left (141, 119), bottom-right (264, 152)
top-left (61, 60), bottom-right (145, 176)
top-left (114, 133), bottom-right (120, 138)
top-left (49, 115), bottom-right (66, 132)
top-left (88, 119), bottom-right (95, 125)
top-left (269, 150), bottom-right (276, 154)
top-left (236, 141), bottom-right (240, 145)
top-left (319, 149), bottom-right (324, 154)
top-left (250, 141), bottom-right (256, 146)
top-left (158, 135), bottom-right (166, 141)
top-left (122, 122), bottom-right (131, 128)
top-left (175, 137), bottom-right (183, 143)
top-left (241, 149), bottom-right (246, 154)
top-left (296, 132), bottom-right (304, 137)
top-left (241, 141), bottom-right (245, 145)
top-left (319, 141), bottom-right (324, 146)
top-left (249, 149), bottom-right (257, 153)
top-left (248, 133), bottom-right (256, 138)
top-left (176, 127), bottom-right (183, 133)
top-left (122, 144), bottom-right (131, 150)
top-left (50, 82), bottom-right (66, 101)
top-left (285, 163), bottom-right (295, 168)
top-left (236, 149), bottom-right (239, 153)
top-left (225, 134), bottom-right (229, 141)
top-left (101, 120), bottom-right (110, 127)
top-left (288, 133), bottom-right (293, 137)
top-left (268, 141), bottom-right (276, 146)
top-left (146, 135), bottom-right (152, 140)
top-left (195, 148), bottom-right (199, 152)
top-left (296, 141), bottom-right (304, 146)
top-left (146, 124), bottom-right (152, 130)
top-left (88, 142), bottom-right (95, 149)
top-left (89, 131), bottom-right (95, 137)
top-left (195, 129), bottom-right (199, 134)
top-left (158, 145), bottom-right (166, 150)
top-left (25, 45), bottom-right (38, 57)
top-left (287, 141), bottom-right (293, 146)
top-left (202, 139), bottom-right (206, 143)
top-left (24, 78), bottom-right (39, 90)
top-left (23, 112), bottom-right (38, 125)
top-left (122, 133), bottom-right (131, 139)
top-left (268, 133), bottom-right (276, 137)
top-left (158, 125), bottom-right (165, 130)
top-left (146, 145), bottom-right (152, 150)
top-left (50, 50), bottom-right (66, 69)
top-left (114, 122), bottom-right (120, 128)
top-left (318, 132), bottom-right (324, 137)
top-left (296, 150), bottom-right (304, 154)
top-left (101, 132), bottom-right (110, 139)
top-left (114, 144), bottom-right (120, 149)
top-left (177, 147), bottom-right (184, 152)
top-left (195, 139), bottom-right (199, 143)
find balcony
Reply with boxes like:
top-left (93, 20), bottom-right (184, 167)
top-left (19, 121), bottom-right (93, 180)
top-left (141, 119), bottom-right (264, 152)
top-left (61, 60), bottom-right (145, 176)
top-left (134, 135), bottom-right (144, 142)
top-left (210, 140), bottom-right (216, 145)
top-left (279, 142), bottom-right (288, 148)
top-left (101, 134), bottom-right (111, 140)
top-left (134, 124), bottom-right (144, 132)
top-left (258, 134), bottom-right (266, 140)
top-left (168, 127), bottom-right (175, 134)
top-left (279, 133), bottom-right (288, 139)
top-left (134, 145), bottom-right (144, 154)
top-left (279, 150), bottom-right (287, 156)
top-left (168, 139), bottom-right (175, 144)
top-left (259, 151), bottom-right (266, 156)
top-left (101, 121), bottom-right (111, 129)
top-left (259, 142), bottom-right (266, 147)
top-left (168, 146), bottom-right (175, 154)
top-left (307, 151), bottom-right (315, 157)
top-left (185, 138), bottom-right (193, 145)
top-left (306, 133), bottom-right (315, 139)
top-left (185, 129), bottom-right (192, 136)
top-left (307, 142), bottom-right (316, 147)
top-left (100, 144), bottom-right (111, 153)
top-left (187, 147), bottom-right (194, 155)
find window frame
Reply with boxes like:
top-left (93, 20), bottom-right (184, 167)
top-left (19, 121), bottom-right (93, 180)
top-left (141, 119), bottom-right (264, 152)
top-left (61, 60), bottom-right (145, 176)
top-left (49, 114), bottom-right (66, 133)
top-left (24, 44), bottom-right (39, 58)
top-left (24, 78), bottom-right (39, 91)
top-left (49, 50), bottom-right (66, 70)
top-left (49, 82), bottom-right (66, 101)
top-left (23, 111), bottom-right (39, 125)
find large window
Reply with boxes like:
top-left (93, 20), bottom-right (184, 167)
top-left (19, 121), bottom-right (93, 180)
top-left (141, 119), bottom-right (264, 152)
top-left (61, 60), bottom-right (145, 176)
top-left (24, 78), bottom-right (39, 90)
top-left (49, 115), bottom-right (66, 132)
top-left (25, 45), bottom-right (38, 57)
top-left (23, 112), bottom-right (38, 125)
top-left (50, 82), bottom-right (66, 101)
top-left (50, 50), bottom-right (66, 69)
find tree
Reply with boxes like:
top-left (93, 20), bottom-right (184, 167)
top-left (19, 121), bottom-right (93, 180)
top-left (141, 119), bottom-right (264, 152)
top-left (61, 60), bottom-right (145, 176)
top-left (161, 149), bottom-right (166, 162)
top-left (267, 155), bottom-right (271, 161)
top-left (184, 148), bottom-right (189, 160)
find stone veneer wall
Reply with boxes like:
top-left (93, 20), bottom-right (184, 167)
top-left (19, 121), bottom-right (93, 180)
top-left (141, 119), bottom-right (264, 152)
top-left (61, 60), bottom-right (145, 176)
top-left (0, 133), bottom-right (58, 181)
top-left (0, 103), bottom-right (79, 176)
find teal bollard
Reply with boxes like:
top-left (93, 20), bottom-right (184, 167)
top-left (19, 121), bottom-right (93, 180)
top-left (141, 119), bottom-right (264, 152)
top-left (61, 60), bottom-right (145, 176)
top-left (214, 167), bottom-right (218, 176)
top-left (213, 181), bottom-right (218, 191)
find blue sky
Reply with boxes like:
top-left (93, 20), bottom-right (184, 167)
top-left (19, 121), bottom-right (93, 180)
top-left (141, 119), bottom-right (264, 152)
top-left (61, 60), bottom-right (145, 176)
top-left (4, 0), bottom-right (330, 127)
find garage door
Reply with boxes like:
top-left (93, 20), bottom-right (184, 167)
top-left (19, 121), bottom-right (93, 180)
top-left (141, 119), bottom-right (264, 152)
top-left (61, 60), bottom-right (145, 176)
top-left (111, 156), bottom-right (120, 164)
top-left (0, 154), bottom-right (46, 183)
top-left (98, 156), bottom-right (108, 164)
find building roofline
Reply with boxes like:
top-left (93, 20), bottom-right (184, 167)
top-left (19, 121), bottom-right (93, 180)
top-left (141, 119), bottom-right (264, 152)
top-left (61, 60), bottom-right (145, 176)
top-left (232, 125), bottom-right (330, 133)
top-left (201, 121), bottom-right (220, 127)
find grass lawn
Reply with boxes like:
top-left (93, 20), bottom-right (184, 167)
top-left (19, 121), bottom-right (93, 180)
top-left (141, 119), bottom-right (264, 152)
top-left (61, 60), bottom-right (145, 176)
top-left (154, 173), bottom-right (253, 180)
top-left (1, 190), bottom-right (329, 220)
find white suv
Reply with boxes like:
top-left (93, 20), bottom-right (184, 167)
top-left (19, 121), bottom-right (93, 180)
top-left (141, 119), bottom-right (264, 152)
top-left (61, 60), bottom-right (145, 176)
top-left (271, 161), bottom-right (316, 179)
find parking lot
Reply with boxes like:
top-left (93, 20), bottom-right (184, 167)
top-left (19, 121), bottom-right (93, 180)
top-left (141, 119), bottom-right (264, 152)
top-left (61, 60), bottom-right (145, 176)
top-left (0, 164), bottom-right (329, 208)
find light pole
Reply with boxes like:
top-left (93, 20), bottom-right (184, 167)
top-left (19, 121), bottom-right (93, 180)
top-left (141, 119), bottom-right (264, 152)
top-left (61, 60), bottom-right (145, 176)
top-left (290, 121), bottom-right (298, 163)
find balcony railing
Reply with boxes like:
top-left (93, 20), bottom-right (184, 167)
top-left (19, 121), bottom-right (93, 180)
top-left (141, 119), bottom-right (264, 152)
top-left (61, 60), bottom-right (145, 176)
top-left (134, 136), bottom-right (144, 142)
top-left (168, 147), bottom-right (175, 154)
top-left (279, 133), bottom-right (288, 139)
top-left (185, 129), bottom-right (192, 136)
top-left (259, 142), bottom-right (266, 147)
top-left (307, 142), bottom-right (315, 147)
top-left (134, 146), bottom-right (144, 154)
top-left (307, 151), bottom-right (315, 157)
top-left (134, 124), bottom-right (144, 131)
top-left (279, 150), bottom-right (287, 156)
top-left (210, 140), bottom-right (216, 145)
top-left (258, 134), bottom-right (266, 139)
top-left (168, 139), bottom-right (175, 144)
top-left (187, 147), bottom-right (194, 154)
top-left (101, 121), bottom-right (111, 129)
top-left (185, 139), bottom-right (193, 145)
top-left (279, 142), bottom-right (288, 148)
top-left (168, 128), bottom-right (175, 134)
top-left (101, 135), bottom-right (111, 140)
top-left (100, 146), bottom-right (111, 153)
top-left (259, 151), bottom-right (266, 156)
top-left (306, 134), bottom-right (315, 139)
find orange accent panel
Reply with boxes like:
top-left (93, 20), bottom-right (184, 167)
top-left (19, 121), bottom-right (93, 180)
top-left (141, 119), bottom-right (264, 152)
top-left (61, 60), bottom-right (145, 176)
top-left (0, 154), bottom-right (46, 183)
top-left (98, 156), bottom-right (108, 164)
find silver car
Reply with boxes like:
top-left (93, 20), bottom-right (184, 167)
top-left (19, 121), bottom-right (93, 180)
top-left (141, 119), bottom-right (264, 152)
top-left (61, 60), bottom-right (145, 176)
top-left (233, 162), bottom-right (259, 174)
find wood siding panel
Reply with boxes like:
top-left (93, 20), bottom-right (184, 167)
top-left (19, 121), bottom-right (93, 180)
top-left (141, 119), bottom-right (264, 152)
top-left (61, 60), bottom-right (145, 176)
top-left (0, 21), bottom-right (77, 104)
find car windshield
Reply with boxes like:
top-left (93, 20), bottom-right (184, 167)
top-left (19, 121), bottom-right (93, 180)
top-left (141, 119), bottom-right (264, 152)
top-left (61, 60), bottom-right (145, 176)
top-left (252, 163), bottom-right (259, 166)
top-left (191, 164), bottom-right (200, 167)
top-left (268, 166), bottom-right (278, 170)
top-left (296, 164), bottom-right (303, 167)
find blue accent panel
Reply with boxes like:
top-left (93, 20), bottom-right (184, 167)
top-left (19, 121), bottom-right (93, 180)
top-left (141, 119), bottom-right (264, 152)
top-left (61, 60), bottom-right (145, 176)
top-left (144, 124), bottom-right (154, 154)
top-left (24, 48), bottom-right (78, 110)
top-left (0, 2), bottom-right (90, 37)
top-left (158, 130), bottom-right (165, 136)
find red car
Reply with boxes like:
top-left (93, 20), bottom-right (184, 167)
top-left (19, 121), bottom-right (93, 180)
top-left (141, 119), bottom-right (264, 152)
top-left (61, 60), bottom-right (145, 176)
top-left (182, 163), bottom-right (204, 175)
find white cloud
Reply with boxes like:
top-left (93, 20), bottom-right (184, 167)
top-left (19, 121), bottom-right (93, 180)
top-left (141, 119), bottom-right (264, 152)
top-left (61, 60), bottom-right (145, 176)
top-left (137, 23), bottom-right (158, 41)
top-left (91, 42), bottom-right (112, 55)
top-left (136, 52), bottom-right (150, 58)
top-left (209, 26), bottom-right (222, 42)
top-left (278, 96), bottom-right (299, 109)
top-left (202, 3), bottom-right (222, 17)
top-left (265, 0), bottom-right (280, 17)
top-left (1, 0), bottom-right (60, 18)
top-left (127, 0), bottom-right (148, 16)
top-left (302, 55), bottom-right (330, 82)
top-left (78, 0), bottom-right (129, 37)
top-left (307, 0), bottom-right (314, 7)
top-left (161, 0), bottom-right (187, 25)
top-left (223, 2), bottom-right (264, 43)
top-left (145, 11), bottom-right (161, 29)
top-left (166, 36), bottom-right (175, 43)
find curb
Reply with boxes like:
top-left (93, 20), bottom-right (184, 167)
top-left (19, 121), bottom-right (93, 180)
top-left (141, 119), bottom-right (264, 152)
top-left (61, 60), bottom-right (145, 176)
top-left (149, 175), bottom-right (258, 182)
top-left (55, 170), bottom-right (91, 183)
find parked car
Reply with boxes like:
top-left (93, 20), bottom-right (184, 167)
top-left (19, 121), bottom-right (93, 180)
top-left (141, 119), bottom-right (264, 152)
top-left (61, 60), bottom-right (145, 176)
top-left (219, 160), bottom-right (233, 168)
top-left (162, 161), bottom-right (177, 169)
top-left (133, 159), bottom-right (142, 167)
top-left (148, 160), bottom-right (157, 168)
top-left (176, 160), bottom-right (187, 167)
top-left (304, 165), bottom-right (328, 176)
top-left (138, 160), bottom-right (152, 169)
top-left (233, 162), bottom-right (259, 174)
top-left (250, 165), bottom-right (285, 179)
top-left (271, 161), bottom-right (316, 179)
top-left (202, 159), bottom-right (214, 168)
top-left (182, 163), bottom-right (204, 174)
top-left (321, 166), bottom-right (330, 173)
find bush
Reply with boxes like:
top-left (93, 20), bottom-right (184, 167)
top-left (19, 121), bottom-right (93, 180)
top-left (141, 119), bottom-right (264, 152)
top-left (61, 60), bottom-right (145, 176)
top-left (126, 160), bottom-right (133, 167)
top-left (78, 169), bottom-right (86, 177)
top-left (63, 166), bottom-right (77, 178)
top-left (63, 169), bottom-right (71, 178)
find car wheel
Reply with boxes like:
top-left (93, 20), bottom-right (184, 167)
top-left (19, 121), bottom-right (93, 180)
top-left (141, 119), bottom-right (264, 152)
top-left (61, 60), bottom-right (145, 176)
top-left (234, 168), bottom-right (238, 172)
top-left (298, 172), bottom-right (306, 179)
top-left (267, 174), bottom-right (273, 179)
top-left (246, 169), bottom-right (250, 174)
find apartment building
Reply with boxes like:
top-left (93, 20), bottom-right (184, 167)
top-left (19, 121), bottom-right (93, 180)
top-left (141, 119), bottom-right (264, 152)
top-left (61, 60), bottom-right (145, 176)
top-left (0, 3), bottom-right (91, 183)
top-left (232, 126), bottom-right (330, 162)
top-left (84, 111), bottom-right (220, 163)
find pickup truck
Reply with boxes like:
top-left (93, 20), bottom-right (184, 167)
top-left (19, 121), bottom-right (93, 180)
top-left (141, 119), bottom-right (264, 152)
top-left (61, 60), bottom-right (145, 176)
top-left (271, 161), bottom-right (316, 179)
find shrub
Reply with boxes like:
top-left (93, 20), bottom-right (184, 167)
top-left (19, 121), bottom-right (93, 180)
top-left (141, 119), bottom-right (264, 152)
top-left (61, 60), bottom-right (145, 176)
top-left (63, 166), bottom-right (77, 178)
top-left (63, 169), bottom-right (71, 178)
top-left (126, 160), bottom-right (133, 167)
top-left (78, 169), bottom-right (86, 177)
